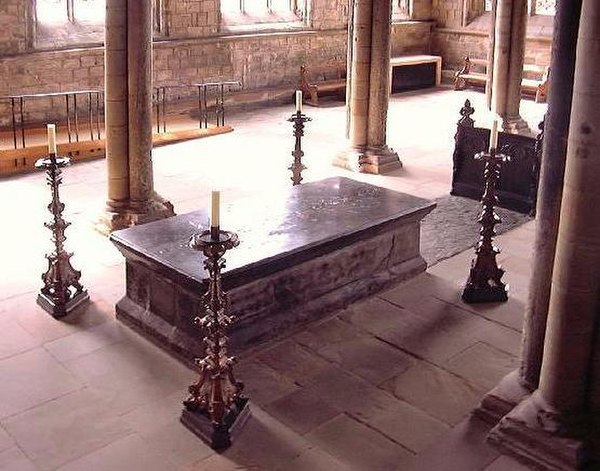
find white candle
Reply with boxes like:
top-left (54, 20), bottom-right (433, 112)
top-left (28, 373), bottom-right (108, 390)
top-left (489, 118), bottom-right (499, 151)
top-left (210, 190), bottom-right (220, 229)
top-left (47, 124), bottom-right (57, 155)
top-left (295, 90), bottom-right (302, 113)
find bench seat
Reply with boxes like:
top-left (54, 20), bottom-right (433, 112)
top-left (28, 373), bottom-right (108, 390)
top-left (299, 65), bottom-right (346, 106)
top-left (316, 79), bottom-right (346, 92)
top-left (454, 56), bottom-right (549, 103)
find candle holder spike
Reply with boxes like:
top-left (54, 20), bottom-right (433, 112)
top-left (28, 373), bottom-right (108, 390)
top-left (287, 110), bottom-right (311, 186)
top-left (36, 154), bottom-right (89, 318)
top-left (462, 147), bottom-right (510, 304)
top-left (181, 229), bottom-right (250, 450)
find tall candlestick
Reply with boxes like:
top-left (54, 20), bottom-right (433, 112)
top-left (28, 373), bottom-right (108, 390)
top-left (489, 118), bottom-right (499, 151)
top-left (47, 124), bottom-right (57, 155)
top-left (211, 190), bottom-right (220, 229)
top-left (295, 90), bottom-right (302, 113)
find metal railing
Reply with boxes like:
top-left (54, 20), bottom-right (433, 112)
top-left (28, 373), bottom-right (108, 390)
top-left (0, 90), bottom-right (104, 150)
top-left (153, 81), bottom-right (241, 133)
top-left (1, 80), bottom-right (242, 151)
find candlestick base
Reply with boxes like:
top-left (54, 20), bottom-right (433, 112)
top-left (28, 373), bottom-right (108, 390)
top-left (37, 289), bottom-right (90, 318)
top-left (181, 396), bottom-right (250, 450)
top-left (462, 282), bottom-right (508, 304)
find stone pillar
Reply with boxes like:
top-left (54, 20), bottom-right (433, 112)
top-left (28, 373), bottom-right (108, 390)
top-left (345, 0), bottom-right (354, 139)
top-left (520, 0), bottom-right (582, 391)
top-left (487, 2), bottom-right (600, 467)
top-left (537, 0), bottom-right (600, 410)
top-left (347, 0), bottom-right (372, 149)
top-left (105, 0), bottom-right (129, 212)
top-left (490, 0), bottom-right (530, 134)
top-left (485, 0), bottom-right (497, 110)
top-left (361, 0), bottom-right (398, 173)
top-left (335, 0), bottom-right (401, 174)
top-left (127, 0), bottom-right (154, 209)
top-left (101, 0), bottom-right (174, 232)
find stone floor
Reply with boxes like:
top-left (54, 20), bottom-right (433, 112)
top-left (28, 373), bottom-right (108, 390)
top-left (0, 87), bottom-right (545, 470)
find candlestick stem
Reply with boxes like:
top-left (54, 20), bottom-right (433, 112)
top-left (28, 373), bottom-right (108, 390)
top-left (181, 229), bottom-right (250, 450)
top-left (35, 154), bottom-right (89, 317)
top-left (287, 111), bottom-right (311, 186)
top-left (462, 148), bottom-right (510, 303)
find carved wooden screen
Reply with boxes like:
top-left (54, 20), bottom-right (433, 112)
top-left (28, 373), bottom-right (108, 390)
top-left (451, 126), bottom-right (540, 215)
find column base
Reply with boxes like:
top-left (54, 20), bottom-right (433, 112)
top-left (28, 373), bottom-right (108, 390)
top-left (474, 370), bottom-right (531, 425)
top-left (501, 115), bottom-right (533, 137)
top-left (97, 193), bottom-right (175, 234)
top-left (487, 390), bottom-right (591, 471)
top-left (333, 145), bottom-right (402, 175)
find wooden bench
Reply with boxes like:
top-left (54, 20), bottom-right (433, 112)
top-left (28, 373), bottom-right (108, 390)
top-left (454, 56), bottom-right (549, 103)
top-left (298, 65), bottom-right (346, 106)
top-left (390, 55), bottom-right (442, 90)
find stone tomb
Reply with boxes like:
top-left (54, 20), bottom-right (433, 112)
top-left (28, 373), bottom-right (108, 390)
top-left (111, 177), bottom-right (435, 362)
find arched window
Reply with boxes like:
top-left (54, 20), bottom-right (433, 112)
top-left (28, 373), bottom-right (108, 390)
top-left (392, 0), bottom-right (411, 20)
top-left (36, 0), bottom-right (105, 26)
top-left (531, 0), bottom-right (555, 16)
top-left (34, 0), bottom-right (163, 49)
top-left (220, 0), bottom-right (307, 30)
top-left (484, 0), bottom-right (555, 16)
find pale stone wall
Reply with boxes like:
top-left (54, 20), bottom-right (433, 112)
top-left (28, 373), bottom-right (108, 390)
top-left (391, 21), bottom-right (434, 56)
top-left (163, 0), bottom-right (220, 37)
top-left (430, 1), bottom-right (553, 76)
top-left (0, 0), bottom-right (28, 55)
top-left (432, 29), bottom-right (552, 72)
top-left (412, 0), bottom-right (433, 20)
top-left (432, 0), bottom-right (463, 29)
top-left (0, 0), bottom-right (435, 128)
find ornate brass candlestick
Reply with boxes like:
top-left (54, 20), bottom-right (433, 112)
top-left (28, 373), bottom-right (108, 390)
top-left (181, 228), bottom-right (250, 450)
top-left (462, 147), bottom-right (510, 303)
top-left (287, 110), bottom-right (311, 185)
top-left (35, 153), bottom-right (89, 318)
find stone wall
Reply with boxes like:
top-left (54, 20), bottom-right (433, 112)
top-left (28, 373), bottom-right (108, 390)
top-left (0, 0), bottom-right (434, 128)
top-left (0, 0), bottom-right (29, 55)
top-left (430, 1), bottom-right (553, 75)
top-left (391, 21), bottom-right (434, 56)
top-left (432, 0), bottom-right (463, 29)
top-left (432, 28), bottom-right (552, 73)
top-left (163, 0), bottom-right (220, 38)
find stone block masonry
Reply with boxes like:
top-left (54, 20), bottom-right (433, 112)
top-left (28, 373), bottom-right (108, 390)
top-left (0, 0), bottom-right (437, 130)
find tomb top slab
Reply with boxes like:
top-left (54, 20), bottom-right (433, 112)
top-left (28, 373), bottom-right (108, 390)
top-left (111, 177), bottom-right (434, 291)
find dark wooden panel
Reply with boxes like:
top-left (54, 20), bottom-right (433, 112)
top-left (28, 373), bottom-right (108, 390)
top-left (451, 125), bottom-right (541, 215)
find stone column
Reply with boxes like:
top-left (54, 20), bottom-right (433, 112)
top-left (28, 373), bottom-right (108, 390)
top-left (485, 0), bottom-right (497, 110)
top-left (105, 0), bottom-right (129, 212)
top-left (345, 0), bottom-right (354, 139)
top-left (347, 0), bottom-right (371, 149)
top-left (490, 0), bottom-right (530, 134)
top-left (127, 0), bottom-right (154, 209)
top-left (335, 0), bottom-right (401, 174)
top-left (361, 0), bottom-right (398, 173)
top-left (487, 2), bottom-right (600, 468)
top-left (537, 0), bottom-right (600, 412)
top-left (520, 0), bottom-right (582, 391)
top-left (101, 0), bottom-right (174, 232)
